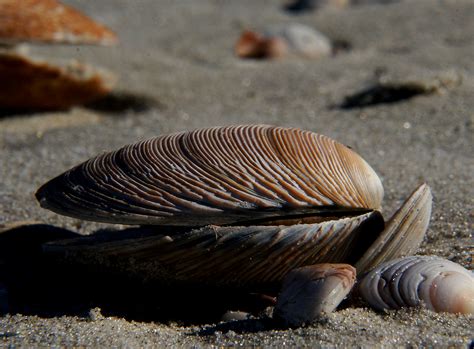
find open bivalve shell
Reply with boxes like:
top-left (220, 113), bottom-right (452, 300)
top-left (37, 125), bottom-right (432, 294)
top-left (0, 0), bottom-right (117, 46)
top-left (358, 256), bottom-right (474, 315)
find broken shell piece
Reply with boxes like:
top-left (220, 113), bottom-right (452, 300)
top-left (0, 0), bottom-right (117, 46)
top-left (264, 24), bottom-right (332, 59)
top-left (235, 30), bottom-right (287, 59)
top-left (358, 256), bottom-right (474, 315)
top-left (0, 51), bottom-right (116, 110)
top-left (355, 183), bottom-right (432, 274)
top-left (274, 264), bottom-right (356, 327)
top-left (236, 24), bottom-right (331, 59)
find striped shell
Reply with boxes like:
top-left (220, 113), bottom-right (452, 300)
top-left (45, 211), bottom-right (383, 290)
top-left (358, 256), bottom-right (474, 314)
top-left (36, 125), bottom-right (383, 226)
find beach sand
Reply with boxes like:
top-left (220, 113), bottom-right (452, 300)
top-left (0, 0), bottom-right (473, 346)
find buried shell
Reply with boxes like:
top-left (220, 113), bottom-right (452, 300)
top-left (36, 125), bottom-right (430, 293)
top-left (358, 256), bottom-right (474, 315)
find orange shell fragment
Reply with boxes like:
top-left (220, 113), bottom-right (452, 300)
top-left (0, 0), bottom-right (117, 45)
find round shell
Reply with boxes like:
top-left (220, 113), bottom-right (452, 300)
top-left (36, 125), bottom-right (384, 226)
top-left (358, 256), bottom-right (474, 314)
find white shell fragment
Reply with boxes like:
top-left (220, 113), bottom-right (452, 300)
top-left (36, 125), bottom-right (383, 226)
top-left (355, 183), bottom-right (432, 274)
top-left (358, 256), bottom-right (474, 314)
top-left (264, 24), bottom-right (332, 58)
top-left (274, 263), bottom-right (356, 327)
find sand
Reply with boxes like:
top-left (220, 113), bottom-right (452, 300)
top-left (0, 0), bottom-right (473, 347)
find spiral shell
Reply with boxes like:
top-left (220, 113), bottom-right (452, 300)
top-left (358, 256), bottom-right (474, 314)
top-left (36, 125), bottom-right (384, 226)
top-left (274, 263), bottom-right (356, 327)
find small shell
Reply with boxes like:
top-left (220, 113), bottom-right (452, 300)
top-left (0, 0), bottom-right (117, 46)
top-left (264, 24), bottom-right (332, 59)
top-left (274, 263), bottom-right (356, 327)
top-left (235, 30), bottom-right (288, 59)
top-left (44, 211), bottom-right (383, 290)
top-left (36, 125), bottom-right (384, 226)
top-left (0, 52), bottom-right (116, 109)
top-left (358, 256), bottom-right (474, 314)
top-left (355, 183), bottom-right (432, 274)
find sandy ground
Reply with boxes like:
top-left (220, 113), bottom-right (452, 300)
top-left (0, 0), bottom-right (473, 347)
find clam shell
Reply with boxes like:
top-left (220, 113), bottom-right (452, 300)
top-left (0, 0), bottom-right (117, 46)
top-left (355, 183), bottom-right (432, 273)
top-left (36, 125), bottom-right (384, 226)
top-left (44, 211), bottom-right (383, 290)
top-left (358, 256), bottom-right (474, 314)
top-left (274, 263), bottom-right (356, 327)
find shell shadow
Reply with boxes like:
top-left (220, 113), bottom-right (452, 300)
top-left (84, 91), bottom-right (162, 114)
top-left (0, 223), bottom-right (270, 323)
top-left (0, 92), bottom-right (160, 118)
top-left (338, 83), bottom-right (427, 109)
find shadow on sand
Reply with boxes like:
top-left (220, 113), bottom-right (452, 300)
top-left (0, 223), bottom-right (272, 325)
top-left (0, 91), bottom-right (161, 118)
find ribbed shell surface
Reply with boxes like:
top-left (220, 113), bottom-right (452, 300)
top-left (358, 256), bottom-right (474, 314)
top-left (45, 212), bottom-right (383, 289)
top-left (36, 125), bottom-right (384, 226)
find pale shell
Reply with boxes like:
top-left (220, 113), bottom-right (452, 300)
top-left (358, 256), bottom-right (474, 314)
top-left (274, 263), bottom-right (356, 326)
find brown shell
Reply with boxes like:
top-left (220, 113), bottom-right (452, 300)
top-left (44, 211), bottom-right (383, 290)
top-left (36, 125), bottom-right (384, 226)
top-left (0, 0), bottom-right (117, 45)
top-left (0, 52), bottom-right (116, 110)
top-left (355, 183), bottom-right (432, 274)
